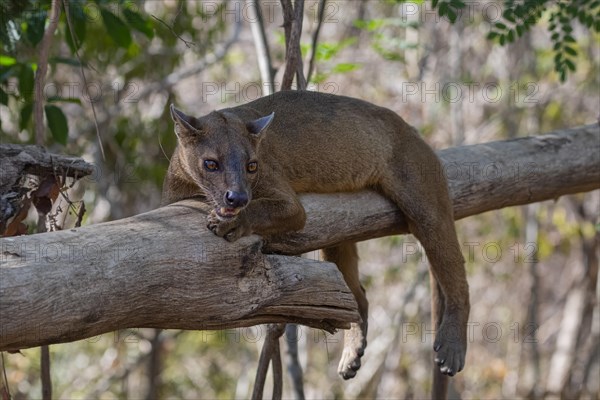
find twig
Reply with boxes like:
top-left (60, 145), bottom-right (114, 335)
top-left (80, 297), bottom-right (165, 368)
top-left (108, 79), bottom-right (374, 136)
top-left (151, 15), bottom-right (196, 48)
top-left (525, 203), bottom-right (541, 395)
top-left (134, 15), bottom-right (241, 102)
top-left (33, 0), bottom-right (61, 145)
top-left (62, 0), bottom-right (105, 160)
top-left (306, 0), bottom-right (326, 84)
top-left (0, 352), bottom-right (10, 400)
top-left (246, 0), bottom-right (275, 95)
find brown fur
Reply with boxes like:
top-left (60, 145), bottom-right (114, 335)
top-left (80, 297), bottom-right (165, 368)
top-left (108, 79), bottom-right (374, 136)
top-left (162, 90), bottom-right (470, 399)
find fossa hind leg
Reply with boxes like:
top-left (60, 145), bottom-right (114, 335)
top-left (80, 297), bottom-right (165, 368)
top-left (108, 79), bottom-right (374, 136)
top-left (380, 156), bottom-right (470, 378)
top-left (322, 242), bottom-right (368, 379)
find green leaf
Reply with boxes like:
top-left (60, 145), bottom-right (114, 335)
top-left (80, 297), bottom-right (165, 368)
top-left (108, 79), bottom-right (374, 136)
top-left (65, 4), bottom-right (87, 53)
top-left (586, 15), bottom-right (594, 28)
top-left (449, 0), bottom-right (465, 9)
top-left (123, 8), bottom-right (154, 38)
top-left (101, 9), bottom-right (132, 48)
top-left (20, 102), bottom-right (33, 130)
top-left (563, 34), bottom-right (576, 43)
top-left (554, 52), bottom-right (563, 66)
top-left (559, 68), bottom-right (567, 82)
top-left (495, 22), bottom-right (507, 30)
top-left (566, 5), bottom-right (577, 15)
top-left (503, 9), bottom-right (515, 23)
top-left (44, 105), bottom-right (69, 145)
top-left (0, 65), bottom-right (15, 82)
top-left (0, 87), bottom-right (7, 105)
top-left (564, 58), bottom-right (576, 71)
top-left (564, 46), bottom-right (577, 56)
top-left (507, 29), bottom-right (515, 42)
top-left (439, 2), bottom-right (448, 17)
top-left (432, 0), bottom-right (440, 8)
top-left (25, 10), bottom-right (47, 46)
top-left (499, 34), bottom-right (506, 45)
top-left (0, 55), bottom-right (16, 66)
top-left (516, 25), bottom-right (524, 36)
top-left (514, 5), bottom-right (525, 18)
top-left (447, 8), bottom-right (457, 22)
top-left (332, 63), bottom-right (361, 73)
top-left (18, 64), bottom-right (34, 100)
top-left (487, 31), bottom-right (499, 40)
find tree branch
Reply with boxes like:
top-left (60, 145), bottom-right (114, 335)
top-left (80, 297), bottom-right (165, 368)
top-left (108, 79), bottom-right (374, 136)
top-left (134, 15), bottom-right (242, 102)
top-left (246, 0), bottom-right (275, 95)
top-left (306, 0), bottom-right (326, 84)
top-left (1, 124), bottom-right (598, 351)
top-left (34, 0), bottom-right (61, 145)
top-left (280, 0), bottom-right (306, 90)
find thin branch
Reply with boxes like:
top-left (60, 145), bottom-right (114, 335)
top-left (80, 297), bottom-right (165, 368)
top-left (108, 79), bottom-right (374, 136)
top-left (271, 333), bottom-right (283, 400)
top-left (62, 0), bottom-right (105, 160)
top-left (285, 324), bottom-right (305, 399)
top-left (280, 0), bottom-right (306, 90)
top-left (306, 0), bottom-right (326, 84)
top-left (151, 15), bottom-right (196, 48)
top-left (1, 353), bottom-right (11, 400)
top-left (293, 0), bottom-right (307, 90)
top-left (246, 0), bottom-right (275, 94)
top-left (41, 345), bottom-right (51, 400)
top-left (134, 16), bottom-right (242, 102)
top-left (33, 0), bottom-right (61, 145)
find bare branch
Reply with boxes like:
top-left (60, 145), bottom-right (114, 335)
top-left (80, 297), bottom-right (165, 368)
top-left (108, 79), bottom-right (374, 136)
top-left (306, 0), bottom-right (326, 84)
top-left (62, 0), bottom-right (105, 160)
top-left (246, 0), bottom-right (275, 95)
top-left (151, 14), bottom-right (196, 48)
top-left (135, 16), bottom-right (242, 102)
top-left (33, 0), bottom-right (61, 145)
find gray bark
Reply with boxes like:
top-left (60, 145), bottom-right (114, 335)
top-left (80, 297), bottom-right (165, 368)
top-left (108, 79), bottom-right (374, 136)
top-left (1, 124), bottom-right (598, 351)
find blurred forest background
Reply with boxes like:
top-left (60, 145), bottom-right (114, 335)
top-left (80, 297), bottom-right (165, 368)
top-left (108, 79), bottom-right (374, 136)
top-left (1, 0), bottom-right (599, 398)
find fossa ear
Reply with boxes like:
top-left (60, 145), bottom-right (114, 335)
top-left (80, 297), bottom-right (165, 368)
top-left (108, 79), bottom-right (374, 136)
top-left (246, 112), bottom-right (275, 137)
top-left (170, 104), bottom-right (201, 139)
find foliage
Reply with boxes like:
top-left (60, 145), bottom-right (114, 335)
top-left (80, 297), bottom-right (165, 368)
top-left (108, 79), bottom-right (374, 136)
top-left (0, 0), bottom-right (154, 144)
top-left (354, 17), bottom-right (419, 62)
top-left (430, 0), bottom-right (600, 81)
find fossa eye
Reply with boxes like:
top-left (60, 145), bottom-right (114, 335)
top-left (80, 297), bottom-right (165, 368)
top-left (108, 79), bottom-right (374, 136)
top-left (204, 160), bottom-right (219, 171)
top-left (247, 162), bottom-right (258, 173)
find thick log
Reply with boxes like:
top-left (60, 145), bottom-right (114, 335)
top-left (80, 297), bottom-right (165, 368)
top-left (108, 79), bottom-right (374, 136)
top-left (0, 200), bottom-right (358, 351)
top-left (1, 124), bottom-right (598, 350)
